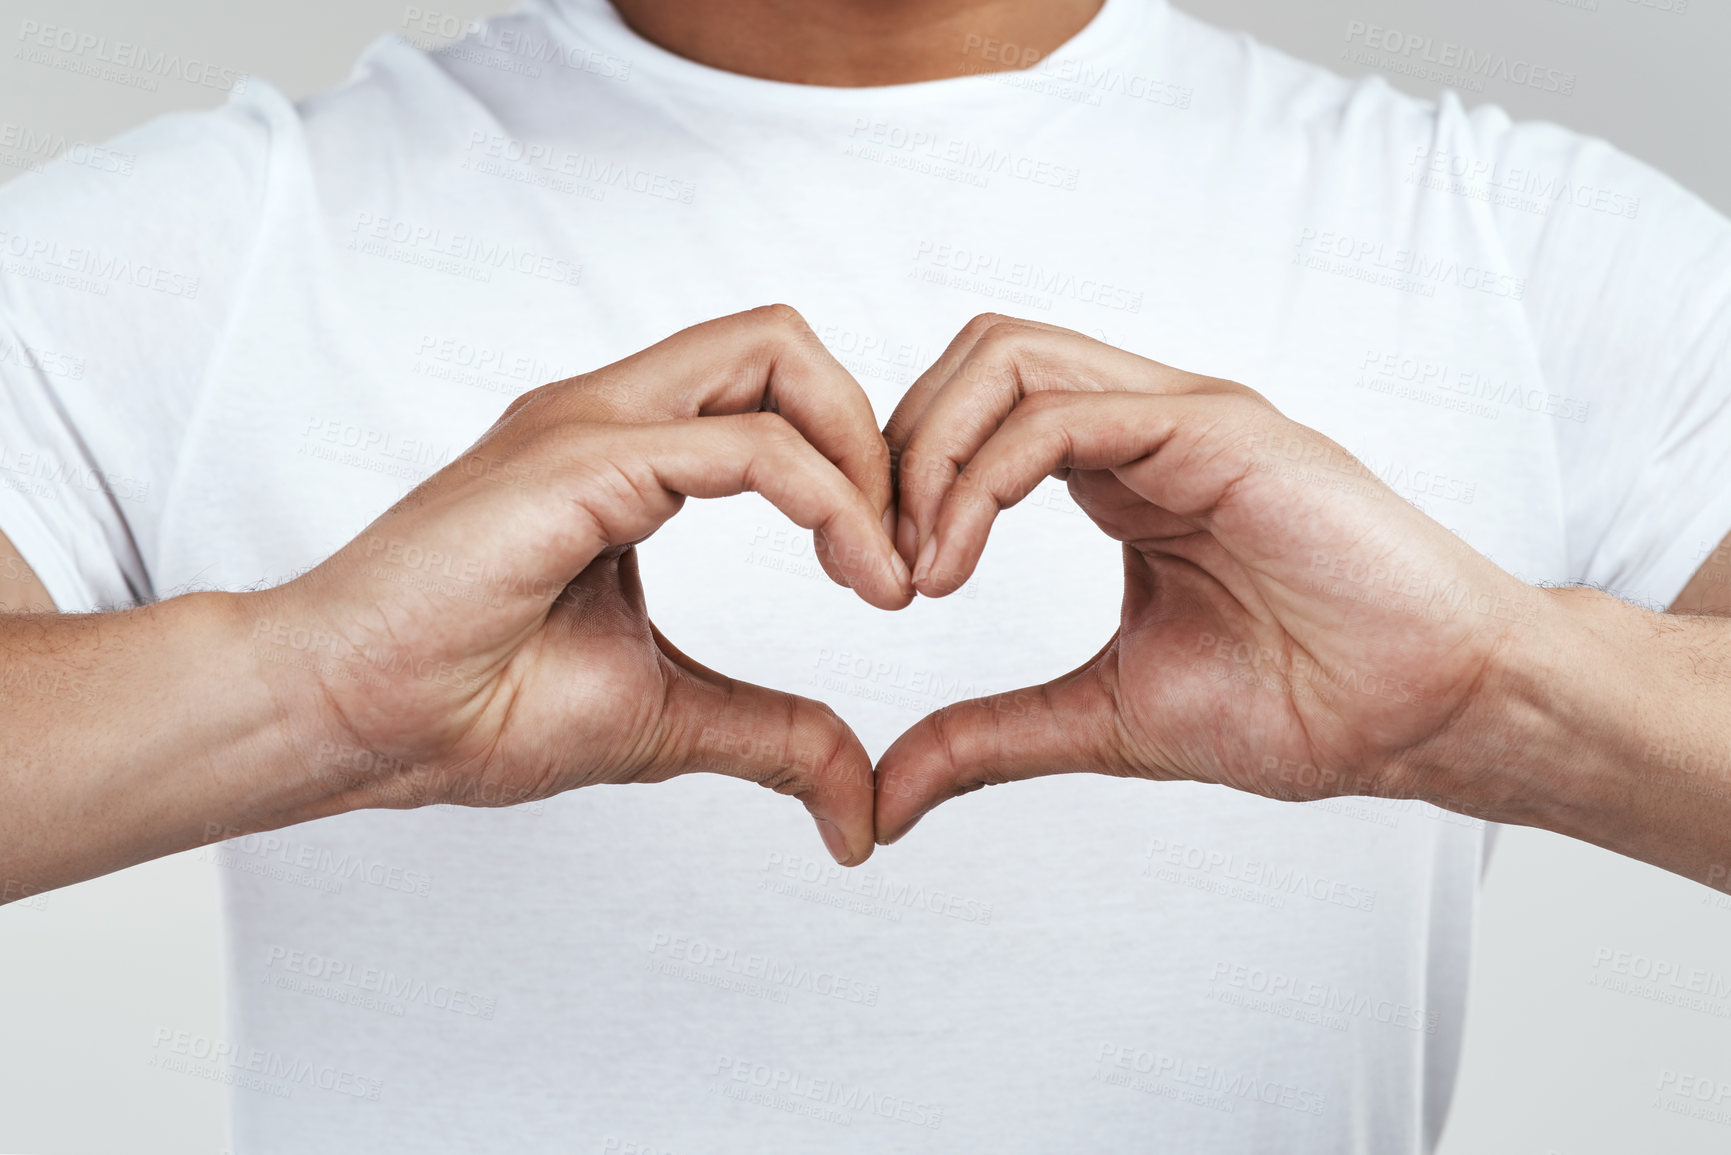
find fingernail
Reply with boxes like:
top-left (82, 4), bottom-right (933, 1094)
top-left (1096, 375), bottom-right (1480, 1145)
top-left (912, 536), bottom-right (937, 587)
top-left (881, 506), bottom-right (897, 539)
top-left (888, 549), bottom-right (911, 590)
top-left (896, 513), bottom-right (918, 565)
top-left (816, 818), bottom-right (852, 866)
top-left (879, 814), bottom-right (923, 847)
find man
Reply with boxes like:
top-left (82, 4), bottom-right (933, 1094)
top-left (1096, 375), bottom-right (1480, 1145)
top-left (3, 1), bottom-right (1730, 1152)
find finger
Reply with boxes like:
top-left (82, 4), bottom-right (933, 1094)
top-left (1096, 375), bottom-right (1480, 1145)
top-left (579, 414), bottom-right (911, 609)
top-left (894, 319), bottom-right (1195, 572)
top-left (886, 316), bottom-right (1073, 564)
top-left (881, 313), bottom-right (1010, 458)
top-left (873, 651), bottom-right (1126, 846)
top-left (655, 629), bottom-right (875, 867)
top-left (882, 313), bottom-right (1080, 459)
top-left (1066, 467), bottom-right (1177, 540)
top-left (578, 304), bottom-right (894, 524)
top-left (1065, 468), bottom-right (1200, 544)
top-left (914, 392), bottom-right (1233, 596)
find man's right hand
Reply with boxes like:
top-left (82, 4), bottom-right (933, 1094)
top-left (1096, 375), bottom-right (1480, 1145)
top-left (256, 306), bottom-right (909, 866)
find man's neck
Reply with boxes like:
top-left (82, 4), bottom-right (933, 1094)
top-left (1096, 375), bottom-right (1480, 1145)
top-left (606, 0), bottom-right (1106, 86)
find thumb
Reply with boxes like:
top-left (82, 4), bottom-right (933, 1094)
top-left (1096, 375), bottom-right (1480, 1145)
top-left (653, 627), bottom-right (875, 867)
top-left (874, 652), bottom-right (1126, 846)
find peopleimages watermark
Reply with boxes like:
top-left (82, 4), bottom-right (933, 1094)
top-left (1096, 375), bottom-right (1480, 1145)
top-left (399, 7), bottom-right (634, 83)
top-left (1655, 1068), bottom-right (1731, 1129)
top-left (14, 19), bottom-right (249, 94)
top-left (909, 239), bottom-right (1144, 314)
top-left (1203, 959), bottom-right (1441, 1035)
top-left (1093, 1043), bottom-right (1327, 1116)
top-left (346, 211), bottom-right (584, 288)
top-left (1293, 228), bottom-right (1525, 301)
top-left (1355, 347), bottom-right (1590, 424)
top-left (202, 821), bottom-right (436, 898)
top-left (1406, 146), bottom-right (1640, 221)
top-left (1355, 450), bottom-right (1477, 508)
top-left (845, 118), bottom-right (1082, 191)
top-left (0, 226), bottom-right (201, 299)
top-left (759, 851), bottom-right (996, 925)
top-left (248, 614), bottom-right (478, 694)
top-left (0, 337), bottom-right (85, 380)
top-left (0, 439), bottom-right (153, 504)
top-left (812, 321), bottom-right (932, 388)
top-left (462, 131), bottom-right (697, 205)
top-left (647, 930), bottom-right (880, 1007)
top-left (1193, 629), bottom-right (1426, 709)
top-left (600, 1138), bottom-right (683, 1155)
top-left (807, 645), bottom-right (994, 715)
top-left (1341, 21), bottom-right (1576, 97)
top-left (1707, 862), bottom-right (1731, 896)
top-left (262, 944), bottom-right (499, 1019)
top-left (1145, 837), bottom-right (1380, 913)
top-left (1, 877), bottom-right (49, 910)
top-left (0, 120), bottom-right (135, 177)
top-left (149, 1027), bottom-right (383, 1101)
top-left (711, 1055), bottom-right (944, 1130)
top-left (300, 416), bottom-right (456, 482)
top-left (410, 331), bottom-right (580, 397)
top-left (363, 534), bottom-right (573, 605)
top-left (1587, 946), bottom-right (1731, 1017)
top-left (1303, 547), bottom-right (1543, 628)
top-left (0, 659), bottom-right (98, 707)
top-left (958, 35), bottom-right (1192, 110)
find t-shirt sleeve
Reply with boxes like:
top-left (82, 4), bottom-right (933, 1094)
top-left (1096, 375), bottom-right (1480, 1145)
top-left (1465, 104), bottom-right (1731, 610)
top-left (0, 89), bottom-right (285, 612)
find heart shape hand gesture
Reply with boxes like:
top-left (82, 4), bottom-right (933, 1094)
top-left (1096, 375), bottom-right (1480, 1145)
top-left (272, 307), bottom-right (1539, 868)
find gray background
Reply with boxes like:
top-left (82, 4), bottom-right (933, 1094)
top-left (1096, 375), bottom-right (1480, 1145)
top-left (2, 1), bottom-right (1730, 1152)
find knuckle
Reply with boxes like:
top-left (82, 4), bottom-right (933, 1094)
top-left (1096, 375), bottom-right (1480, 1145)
top-left (745, 303), bottom-right (833, 370)
top-left (973, 325), bottom-right (1017, 362)
top-left (898, 446), bottom-right (955, 504)
top-left (752, 302), bottom-right (813, 341)
top-left (758, 766), bottom-right (808, 798)
top-left (741, 408), bottom-right (798, 442)
top-left (978, 316), bottom-right (1035, 347)
top-left (925, 709), bottom-right (982, 799)
top-left (499, 381), bottom-right (555, 421)
top-left (967, 323), bottom-right (1036, 384)
top-left (949, 467), bottom-right (999, 514)
top-left (963, 312), bottom-right (1010, 338)
top-left (739, 411), bottom-right (809, 459)
top-left (860, 429), bottom-right (893, 470)
top-left (1227, 380), bottom-right (1277, 411)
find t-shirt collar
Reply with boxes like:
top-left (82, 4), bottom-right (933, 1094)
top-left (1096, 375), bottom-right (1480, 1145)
top-left (532, 0), bottom-right (1154, 110)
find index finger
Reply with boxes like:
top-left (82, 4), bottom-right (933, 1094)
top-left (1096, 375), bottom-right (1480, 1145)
top-left (882, 314), bottom-right (1078, 562)
top-left (893, 319), bottom-right (1194, 569)
top-left (584, 305), bottom-right (894, 518)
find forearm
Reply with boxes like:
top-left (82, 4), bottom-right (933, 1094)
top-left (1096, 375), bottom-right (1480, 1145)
top-left (0, 590), bottom-right (350, 901)
top-left (1416, 586), bottom-right (1731, 889)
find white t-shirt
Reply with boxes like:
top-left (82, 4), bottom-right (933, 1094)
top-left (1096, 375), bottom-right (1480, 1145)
top-left (5, 0), bottom-right (1731, 1150)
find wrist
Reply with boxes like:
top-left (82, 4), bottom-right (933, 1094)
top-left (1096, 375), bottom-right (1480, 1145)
top-left (1399, 586), bottom-right (1617, 827)
top-left (1399, 584), bottom-right (1731, 881)
top-left (214, 584), bottom-right (383, 829)
top-left (236, 577), bottom-right (482, 818)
